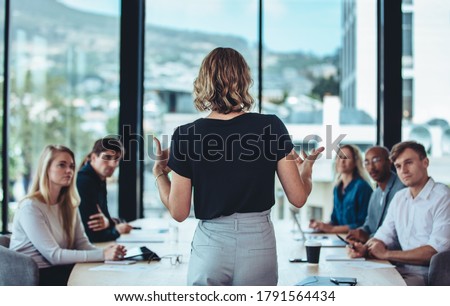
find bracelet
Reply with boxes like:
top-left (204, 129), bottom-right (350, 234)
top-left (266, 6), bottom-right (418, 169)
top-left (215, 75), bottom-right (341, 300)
top-left (155, 172), bottom-right (167, 187)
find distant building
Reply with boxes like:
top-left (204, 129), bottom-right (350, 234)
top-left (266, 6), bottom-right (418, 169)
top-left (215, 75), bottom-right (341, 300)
top-left (340, 0), bottom-right (450, 126)
top-left (339, 0), bottom-right (450, 173)
top-left (340, 0), bottom-right (377, 119)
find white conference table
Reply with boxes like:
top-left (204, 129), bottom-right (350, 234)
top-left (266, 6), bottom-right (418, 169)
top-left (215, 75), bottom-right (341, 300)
top-left (68, 217), bottom-right (406, 286)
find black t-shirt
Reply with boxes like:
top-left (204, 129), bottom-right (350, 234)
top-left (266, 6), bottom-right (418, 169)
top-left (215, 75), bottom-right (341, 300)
top-left (167, 113), bottom-right (294, 220)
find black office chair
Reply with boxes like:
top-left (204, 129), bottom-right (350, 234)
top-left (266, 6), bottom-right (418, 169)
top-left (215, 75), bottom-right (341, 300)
top-left (428, 250), bottom-right (450, 286)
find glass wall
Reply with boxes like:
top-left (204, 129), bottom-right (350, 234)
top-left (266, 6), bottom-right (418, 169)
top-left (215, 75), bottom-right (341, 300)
top-left (264, 0), bottom-right (378, 223)
top-left (401, 0), bottom-right (450, 185)
top-left (6, 0), bottom-right (121, 226)
top-left (143, 0), bottom-right (258, 217)
top-left (0, 0), bottom-right (4, 230)
top-left (1, 0), bottom-right (445, 228)
top-left (142, 0), bottom-right (378, 222)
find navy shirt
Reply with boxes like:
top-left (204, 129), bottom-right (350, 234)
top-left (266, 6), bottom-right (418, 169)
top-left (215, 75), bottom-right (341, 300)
top-left (77, 162), bottom-right (120, 242)
top-left (168, 113), bottom-right (294, 220)
top-left (331, 177), bottom-right (373, 229)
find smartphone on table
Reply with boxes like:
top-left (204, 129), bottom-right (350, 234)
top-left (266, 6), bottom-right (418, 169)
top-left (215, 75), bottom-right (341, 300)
top-left (330, 277), bottom-right (357, 286)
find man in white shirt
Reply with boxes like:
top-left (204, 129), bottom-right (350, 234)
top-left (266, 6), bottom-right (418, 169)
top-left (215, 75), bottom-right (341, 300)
top-left (349, 141), bottom-right (450, 285)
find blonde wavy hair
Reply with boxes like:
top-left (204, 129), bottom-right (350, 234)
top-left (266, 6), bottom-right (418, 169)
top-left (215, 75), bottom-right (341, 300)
top-left (193, 47), bottom-right (254, 114)
top-left (24, 145), bottom-right (80, 248)
top-left (334, 144), bottom-right (372, 186)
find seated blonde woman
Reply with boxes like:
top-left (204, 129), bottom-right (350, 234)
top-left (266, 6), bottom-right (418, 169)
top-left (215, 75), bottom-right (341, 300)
top-left (309, 144), bottom-right (373, 233)
top-left (10, 145), bottom-right (126, 285)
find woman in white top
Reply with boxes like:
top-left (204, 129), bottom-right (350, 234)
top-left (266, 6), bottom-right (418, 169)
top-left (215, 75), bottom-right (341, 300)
top-left (10, 145), bottom-right (126, 285)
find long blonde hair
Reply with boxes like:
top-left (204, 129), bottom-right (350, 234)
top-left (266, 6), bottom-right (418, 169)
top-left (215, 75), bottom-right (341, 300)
top-left (335, 144), bottom-right (372, 186)
top-left (24, 145), bottom-right (80, 248)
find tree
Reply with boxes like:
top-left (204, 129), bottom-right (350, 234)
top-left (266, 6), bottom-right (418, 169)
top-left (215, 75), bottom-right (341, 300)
top-left (8, 69), bottom-right (93, 196)
top-left (309, 75), bottom-right (340, 102)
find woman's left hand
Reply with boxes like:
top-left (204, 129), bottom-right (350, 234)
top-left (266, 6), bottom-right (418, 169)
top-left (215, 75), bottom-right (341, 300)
top-left (153, 137), bottom-right (172, 176)
top-left (300, 146), bottom-right (324, 165)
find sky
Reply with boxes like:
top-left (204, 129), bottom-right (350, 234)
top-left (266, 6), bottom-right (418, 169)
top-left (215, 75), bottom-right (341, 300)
top-left (58, 0), bottom-right (341, 55)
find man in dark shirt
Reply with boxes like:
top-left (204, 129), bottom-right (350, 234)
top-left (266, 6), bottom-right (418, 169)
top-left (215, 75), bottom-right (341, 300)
top-left (77, 138), bottom-right (132, 242)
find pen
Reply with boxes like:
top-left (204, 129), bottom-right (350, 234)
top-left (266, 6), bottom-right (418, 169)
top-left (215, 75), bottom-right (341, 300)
top-left (335, 234), bottom-right (355, 249)
top-left (132, 226), bottom-right (142, 230)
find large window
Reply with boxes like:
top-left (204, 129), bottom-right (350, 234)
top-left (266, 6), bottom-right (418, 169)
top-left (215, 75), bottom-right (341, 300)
top-left (0, 0), bottom-right (5, 230)
top-left (264, 0), bottom-right (378, 223)
top-left (142, 0), bottom-right (378, 223)
top-left (3, 1), bottom-right (444, 229)
top-left (143, 0), bottom-right (258, 217)
top-left (401, 0), bottom-right (450, 185)
top-left (5, 0), bottom-right (121, 228)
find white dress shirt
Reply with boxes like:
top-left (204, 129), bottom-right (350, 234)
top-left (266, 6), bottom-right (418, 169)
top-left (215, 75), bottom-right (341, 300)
top-left (10, 198), bottom-right (104, 268)
top-left (374, 177), bottom-right (450, 253)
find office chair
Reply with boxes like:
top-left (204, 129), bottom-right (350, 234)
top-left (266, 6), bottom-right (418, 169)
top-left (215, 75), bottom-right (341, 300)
top-left (428, 250), bottom-right (450, 286)
top-left (0, 235), bottom-right (39, 285)
top-left (0, 234), bottom-right (10, 248)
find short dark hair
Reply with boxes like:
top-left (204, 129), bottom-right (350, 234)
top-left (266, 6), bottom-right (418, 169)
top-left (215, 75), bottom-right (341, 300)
top-left (91, 137), bottom-right (124, 156)
top-left (79, 137), bottom-right (124, 169)
top-left (389, 141), bottom-right (427, 163)
top-left (366, 146), bottom-right (390, 161)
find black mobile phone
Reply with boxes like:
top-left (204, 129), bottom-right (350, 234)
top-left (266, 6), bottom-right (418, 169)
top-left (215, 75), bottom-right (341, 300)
top-left (330, 277), bottom-right (357, 286)
top-left (289, 258), bottom-right (308, 263)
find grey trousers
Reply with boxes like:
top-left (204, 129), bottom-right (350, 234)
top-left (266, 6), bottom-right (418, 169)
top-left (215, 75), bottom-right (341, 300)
top-left (187, 210), bottom-right (278, 286)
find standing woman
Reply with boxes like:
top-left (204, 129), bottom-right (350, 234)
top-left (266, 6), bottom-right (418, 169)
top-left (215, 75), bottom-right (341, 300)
top-left (153, 47), bottom-right (323, 285)
top-left (10, 145), bottom-right (125, 285)
top-left (310, 144), bottom-right (373, 233)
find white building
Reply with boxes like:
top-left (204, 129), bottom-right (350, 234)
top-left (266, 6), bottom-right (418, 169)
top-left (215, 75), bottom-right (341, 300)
top-left (341, 0), bottom-right (450, 125)
top-left (340, 0), bottom-right (377, 119)
top-left (405, 0), bottom-right (450, 124)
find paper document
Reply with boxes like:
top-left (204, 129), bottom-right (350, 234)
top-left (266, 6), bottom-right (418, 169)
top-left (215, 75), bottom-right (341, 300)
top-left (89, 265), bottom-right (159, 272)
top-left (117, 233), bottom-right (165, 243)
top-left (334, 261), bottom-right (395, 269)
top-left (302, 228), bottom-right (321, 234)
top-left (326, 255), bottom-right (366, 261)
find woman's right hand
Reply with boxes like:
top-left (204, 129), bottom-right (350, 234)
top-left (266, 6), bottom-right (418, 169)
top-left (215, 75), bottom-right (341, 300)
top-left (309, 220), bottom-right (333, 233)
top-left (103, 244), bottom-right (126, 261)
